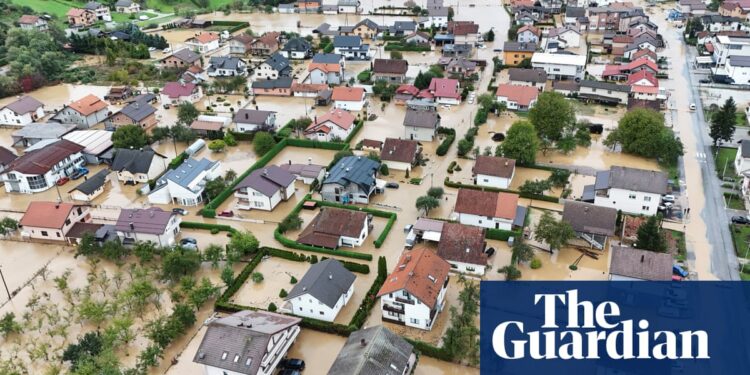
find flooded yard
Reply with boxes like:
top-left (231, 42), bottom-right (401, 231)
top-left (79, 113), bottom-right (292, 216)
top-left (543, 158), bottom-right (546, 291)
top-left (230, 257), bottom-right (309, 310)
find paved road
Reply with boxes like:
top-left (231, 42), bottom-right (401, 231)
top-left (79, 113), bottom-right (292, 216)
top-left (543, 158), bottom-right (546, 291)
top-left (656, 14), bottom-right (740, 280)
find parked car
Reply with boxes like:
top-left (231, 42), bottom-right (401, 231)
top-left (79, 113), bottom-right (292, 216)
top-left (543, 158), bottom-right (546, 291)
top-left (404, 224), bottom-right (413, 234)
top-left (56, 177), bottom-right (70, 186)
top-left (172, 208), bottom-right (189, 215)
top-left (179, 238), bottom-right (198, 250)
top-left (385, 182), bottom-right (399, 189)
top-left (661, 194), bottom-right (676, 203)
top-left (405, 229), bottom-right (416, 249)
top-left (673, 265), bottom-right (688, 278)
top-left (485, 247), bottom-right (496, 256)
top-left (279, 370), bottom-right (301, 375)
top-left (279, 358), bottom-right (305, 370)
top-left (689, 103), bottom-right (696, 111)
top-left (731, 216), bottom-right (750, 225)
top-left (218, 210), bottom-right (234, 217)
top-left (69, 170), bottom-right (84, 180)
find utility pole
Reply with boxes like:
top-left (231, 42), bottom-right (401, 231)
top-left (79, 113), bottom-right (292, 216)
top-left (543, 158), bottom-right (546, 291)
top-left (0, 266), bottom-right (11, 301)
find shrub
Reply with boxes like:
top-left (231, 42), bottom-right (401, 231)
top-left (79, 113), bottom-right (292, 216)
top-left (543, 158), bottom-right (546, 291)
top-left (530, 258), bottom-right (542, 269)
top-left (251, 272), bottom-right (264, 283)
top-left (268, 303), bottom-right (277, 312)
top-left (380, 164), bottom-right (389, 176)
top-left (279, 289), bottom-right (288, 298)
top-left (210, 228), bottom-right (219, 235)
top-left (436, 133), bottom-right (456, 156)
top-left (290, 276), bottom-right (298, 284)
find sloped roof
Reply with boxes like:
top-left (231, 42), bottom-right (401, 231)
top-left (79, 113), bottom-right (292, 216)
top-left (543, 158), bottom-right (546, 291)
top-left (562, 200), bottom-right (617, 236)
top-left (68, 94), bottom-right (107, 116)
top-left (188, 32), bottom-right (219, 44)
top-left (437, 223), bottom-right (487, 266)
top-left (298, 208), bottom-right (368, 248)
top-left (286, 259), bottom-right (356, 308)
top-left (376, 247), bottom-right (450, 309)
top-left (115, 207), bottom-right (174, 235)
top-left (334, 35), bottom-right (363, 47)
top-left (380, 138), bottom-right (418, 163)
top-left (328, 326), bottom-right (414, 375)
top-left (111, 148), bottom-right (164, 174)
top-left (283, 37), bottom-right (312, 52)
top-left (18, 15), bottom-right (40, 24)
top-left (503, 41), bottom-right (536, 52)
top-left (428, 78), bottom-right (460, 99)
top-left (2, 95), bottom-right (43, 115)
top-left (251, 77), bottom-right (293, 89)
top-left (69, 169), bottom-right (109, 195)
top-left (157, 157), bottom-right (216, 188)
top-left (454, 188), bottom-right (519, 220)
top-left (308, 108), bottom-right (355, 134)
top-left (331, 87), bottom-right (365, 102)
top-left (234, 109), bottom-right (275, 124)
top-left (62, 130), bottom-right (113, 156)
top-left (235, 165), bottom-right (295, 197)
top-left (610, 246), bottom-right (672, 280)
top-left (323, 156), bottom-right (379, 192)
top-left (495, 84), bottom-right (540, 106)
top-left (373, 59), bottom-right (408, 75)
top-left (117, 99), bottom-right (157, 122)
top-left (263, 52), bottom-right (290, 72)
top-left (5, 140), bottom-right (84, 175)
top-left (403, 109), bottom-right (439, 129)
top-left (472, 156), bottom-right (516, 178)
top-left (312, 53), bottom-right (343, 64)
top-left (596, 166), bottom-right (668, 194)
top-left (166, 48), bottom-right (201, 63)
top-left (508, 68), bottom-right (547, 83)
top-left (0, 147), bottom-right (16, 166)
top-left (209, 56), bottom-right (245, 71)
top-left (162, 82), bottom-right (198, 98)
top-left (21, 202), bottom-right (82, 229)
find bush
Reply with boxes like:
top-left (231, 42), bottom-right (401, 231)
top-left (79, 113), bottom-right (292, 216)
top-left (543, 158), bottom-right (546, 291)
top-left (290, 276), bottom-right (298, 284)
top-left (486, 228), bottom-right (521, 241)
top-left (210, 228), bottom-right (220, 235)
top-left (268, 303), bottom-right (277, 312)
top-left (436, 133), bottom-right (456, 156)
top-left (251, 272), bottom-right (264, 283)
top-left (379, 164), bottom-right (389, 176)
top-left (530, 258), bottom-right (542, 269)
top-left (279, 289), bottom-right (288, 298)
top-left (341, 261), bottom-right (370, 274)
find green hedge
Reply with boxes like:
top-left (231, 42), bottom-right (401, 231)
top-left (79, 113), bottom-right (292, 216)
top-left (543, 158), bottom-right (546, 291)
top-left (274, 229), bottom-right (373, 260)
top-left (286, 138), bottom-right (348, 150)
top-left (180, 221), bottom-right (237, 234)
top-left (348, 256), bottom-right (387, 329)
top-left (486, 228), bottom-right (522, 241)
top-left (265, 246), bottom-right (371, 274)
top-left (406, 339), bottom-right (454, 361)
top-left (344, 120), bottom-right (364, 144)
top-left (385, 43), bottom-right (431, 52)
top-left (300, 317), bottom-right (352, 337)
top-left (215, 250), bottom-right (266, 311)
top-left (209, 20), bottom-right (250, 33)
top-left (168, 152), bottom-right (188, 169)
top-left (444, 178), bottom-right (560, 203)
top-left (229, 130), bottom-right (254, 141)
top-left (436, 128), bottom-right (457, 157)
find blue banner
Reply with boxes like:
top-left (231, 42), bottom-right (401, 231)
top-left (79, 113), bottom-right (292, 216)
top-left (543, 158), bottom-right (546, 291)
top-left (480, 281), bottom-right (750, 374)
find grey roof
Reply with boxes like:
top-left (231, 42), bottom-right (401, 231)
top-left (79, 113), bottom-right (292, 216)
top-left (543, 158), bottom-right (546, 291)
top-left (566, 6), bottom-right (585, 18)
top-left (12, 122), bottom-right (76, 140)
top-left (117, 100), bottom-right (156, 122)
top-left (729, 55), bottom-right (750, 68)
top-left (582, 184), bottom-right (595, 201)
top-left (209, 56), bottom-right (245, 71)
top-left (235, 165), bottom-right (295, 197)
top-left (279, 163), bottom-right (325, 178)
top-left (168, 48), bottom-right (201, 63)
top-left (111, 148), bottom-right (164, 174)
top-left (2, 96), bottom-right (43, 115)
top-left (323, 156), bottom-right (379, 192)
top-left (562, 200), bottom-right (617, 236)
top-left (283, 37), bottom-right (311, 52)
top-left (286, 259), bottom-right (355, 308)
top-left (740, 140), bottom-right (750, 158)
top-left (115, 0), bottom-right (133, 6)
top-left (334, 35), bottom-right (363, 48)
top-left (384, 21), bottom-right (417, 33)
top-left (194, 310), bottom-right (301, 375)
top-left (328, 325), bottom-right (414, 375)
top-left (403, 109), bottom-right (439, 129)
top-left (262, 52), bottom-right (290, 72)
top-left (312, 53), bottom-right (343, 63)
top-left (355, 18), bottom-right (379, 30)
top-left (609, 246), bottom-right (673, 280)
top-left (251, 77), bottom-right (293, 89)
top-left (115, 207), bottom-right (174, 235)
top-left (580, 80), bottom-right (631, 93)
top-left (233, 109), bottom-right (275, 124)
top-left (595, 166), bottom-right (668, 194)
top-left (508, 68), bottom-right (547, 83)
top-left (84, 1), bottom-right (103, 10)
top-left (69, 169), bottom-right (108, 195)
top-left (429, 7), bottom-right (450, 16)
top-left (503, 41), bottom-right (537, 52)
top-left (513, 205), bottom-right (527, 227)
top-left (0, 146), bottom-right (17, 166)
top-left (157, 157), bottom-right (217, 188)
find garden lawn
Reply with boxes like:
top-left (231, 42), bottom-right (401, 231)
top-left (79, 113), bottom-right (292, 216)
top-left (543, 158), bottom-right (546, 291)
top-left (13, 0), bottom-right (80, 18)
top-left (725, 193), bottom-right (745, 210)
top-left (715, 147), bottom-right (738, 178)
top-left (730, 223), bottom-right (750, 258)
top-left (111, 11), bottom-right (159, 23)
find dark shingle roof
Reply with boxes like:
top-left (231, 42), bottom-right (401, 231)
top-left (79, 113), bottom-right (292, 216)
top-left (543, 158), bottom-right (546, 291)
top-left (251, 77), bottom-right (293, 89)
top-left (286, 259), bottom-right (355, 308)
top-left (2, 96), bottom-right (43, 115)
top-left (437, 222), bottom-right (487, 266)
top-left (580, 80), bottom-right (631, 93)
top-left (235, 165), bottom-right (295, 197)
top-left (283, 37), bottom-right (312, 52)
top-left (111, 148), bottom-right (164, 174)
top-left (114, 207), bottom-right (174, 235)
top-left (596, 166), bottom-right (668, 194)
top-left (168, 48), bottom-right (201, 63)
top-left (503, 41), bottom-right (536, 52)
top-left (233, 109), bottom-right (275, 124)
top-left (323, 156), bottom-right (379, 192)
top-left (472, 156), bottom-right (515, 178)
top-left (380, 138), bottom-right (418, 163)
top-left (263, 52), bottom-right (290, 72)
top-left (298, 208), bottom-right (368, 248)
top-left (117, 100), bottom-right (156, 122)
top-left (609, 246), bottom-right (673, 280)
top-left (328, 326), bottom-right (414, 375)
top-left (69, 169), bottom-right (108, 195)
top-left (209, 56), bottom-right (244, 71)
top-left (0, 147), bottom-right (16, 166)
top-left (334, 35), bottom-right (363, 47)
top-left (5, 140), bottom-right (84, 175)
top-left (566, 6), bottom-right (585, 18)
top-left (403, 109), bottom-right (439, 129)
top-left (562, 200), bottom-right (617, 236)
top-left (508, 68), bottom-right (547, 83)
top-left (373, 59), bottom-right (408, 75)
top-left (313, 53), bottom-right (343, 63)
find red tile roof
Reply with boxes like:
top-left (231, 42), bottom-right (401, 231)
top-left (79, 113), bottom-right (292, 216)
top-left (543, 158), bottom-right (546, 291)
top-left (495, 84), bottom-right (539, 107)
top-left (69, 94), bottom-right (107, 116)
top-left (5, 140), bottom-right (84, 175)
top-left (298, 208), bottom-right (367, 248)
top-left (189, 32), bottom-right (219, 44)
top-left (472, 156), bottom-right (516, 178)
top-left (377, 247), bottom-right (450, 309)
top-left (380, 138), bottom-right (418, 163)
top-left (428, 78), bottom-right (460, 100)
top-left (517, 25), bottom-right (540, 37)
top-left (331, 86), bottom-right (365, 102)
top-left (396, 84), bottom-right (419, 96)
top-left (437, 223), bottom-right (488, 266)
top-left (454, 188), bottom-right (519, 220)
top-left (20, 202), bottom-right (82, 229)
top-left (162, 82), bottom-right (198, 98)
top-left (308, 108), bottom-right (356, 134)
top-left (627, 70), bottom-right (658, 87)
top-left (67, 8), bottom-right (88, 17)
top-left (18, 15), bottom-right (40, 24)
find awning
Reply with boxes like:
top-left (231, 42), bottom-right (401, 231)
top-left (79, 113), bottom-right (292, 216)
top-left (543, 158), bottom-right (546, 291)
top-left (422, 231), bottom-right (442, 242)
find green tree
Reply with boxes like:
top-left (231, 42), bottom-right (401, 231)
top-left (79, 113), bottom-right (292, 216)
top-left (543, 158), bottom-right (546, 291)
top-left (332, 150), bottom-right (354, 165)
top-left (133, 241), bottom-right (157, 264)
top-left (534, 211), bottom-right (575, 251)
top-left (379, 163), bottom-right (389, 175)
top-left (0, 217), bottom-right (18, 236)
top-left (427, 187), bottom-right (444, 199)
top-left (204, 177), bottom-right (227, 201)
top-left (547, 169), bottom-right (571, 188)
top-left (78, 297), bottom-right (110, 329)
top-left (75, 233), bottom-right (100, 258)
top-left (499, 265), bottom-right (521, 280)
top-left (511, 242), bottom-right (534, 265)
top-left (528, 92), bottom-right (576, 142)
top-left (0, 313), bottom-right (21, 337)
top-left (161, 248), bottom-right (201, 281)
top-left (227, 231), bottom-right (259, 257)
top-left (208, 139), bottom-right (226, 152)
top-left (485, 28), bottom-right (495, 42)
top-left (151, 126), bottom-right (171, 142)
top-left (223, 131), bottom-right (237, 146)
top-left (709, 97), bottom-right (737, 146)
top-left (171, 123), bottom-right (197, 143)
top-left (415, 195), bottom-right (440, 215)
top-left (172, 303), bottom-right (197, 329)
top-left (220, 266), bottom-right (234, 287)
top-left (279, 214), bottom-right (303, 234)
top-left (604, 108), bottom-right (684, 165)
top-left (63, 332), bottom-right (104, 370)
top-left (188, 277), bottom-right (219, 309)
top-left (253, 131), bottom-right (276, 155)
top-left (519, 179), bottom-right (552, 195)
top-left (203, 244), bottom-right (224, 268)
top-left (498, 120), bottom-right (539, 165)
top-left (112, 124), bottom-right (150, 149)
top-left (635, 215), bottom-right (667, 252)
top-left (251, 272), bottom-right (264, 283)
top-left (457, 138), bottom-right (473, 157)
top-left (177, 102), bottom-right (199, 126)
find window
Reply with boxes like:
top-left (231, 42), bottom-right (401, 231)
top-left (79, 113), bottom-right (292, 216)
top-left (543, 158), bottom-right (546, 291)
top-left (466, 266), bottom-right (475, 272)
top-left (410, 318), bottom-right (420, 324)
top-left (65, 219), bottom-right (71, 226)
top-left (41, 231), bottom-right (48, 237)
top-left (644, 196), bottom-right (652, 202)
top-left (233, 354), bottom-right (240, 363)
top-left (319, 311), bottom-right (324, 315)
top-left (642, 206), bottom-right (650, 211)
top-left (26, 175), bottom-right (48, 190)
top-left (221, 352), bottom-right (228, 360)
top-left (628, 194), bottom-right (636, 199)
top-left (299, 307), bottom-right (302, 311)
top-left (56, 232), bottom-right (61, 237)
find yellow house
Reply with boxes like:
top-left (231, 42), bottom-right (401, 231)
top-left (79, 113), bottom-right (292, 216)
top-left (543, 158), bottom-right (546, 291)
top-left (503, 42), bottom-right (536, 66)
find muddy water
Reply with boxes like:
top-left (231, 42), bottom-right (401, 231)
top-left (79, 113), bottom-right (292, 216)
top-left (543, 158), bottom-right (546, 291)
top-left (0, 84), bottom-right (112, 112)
top-left (231, 257), bottom-right (308, 309)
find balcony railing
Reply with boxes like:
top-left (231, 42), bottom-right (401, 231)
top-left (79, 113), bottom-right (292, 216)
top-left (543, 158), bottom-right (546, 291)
top-left (383, 304), bottom-right (405, 314)
top-left (395, 296), bottom-right (414, 305)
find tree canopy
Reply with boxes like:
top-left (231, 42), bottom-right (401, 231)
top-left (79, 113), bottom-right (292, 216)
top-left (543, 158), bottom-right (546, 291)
top-left (533, 211), bottom-right (575, 251)
top-left (528, 92), bottom-right (576, 142)
top-left (604, 108), bottom-right (684, 165)
top-left (497, 120), bottom-right (539, 165)
top-left (709, 97), bottom-right (737, 146)
top-left (112, 125), bottom-right (150, 149)
top-left (253, 131), bottom-right (276, 156)
top-left (635, 215), bottom-right (668, 252)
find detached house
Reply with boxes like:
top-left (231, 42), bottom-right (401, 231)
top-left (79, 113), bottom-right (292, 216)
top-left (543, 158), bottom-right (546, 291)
top-left (309, 53), bottom-right (345, 85)
top-left (503, 42), bottom-right (536, 66)
top-left (376, 248), bottom-right (450, 331)
top-left (332, 86), bottom-right (366, 111)
top-left (67, 8), bottom-right (95, 28)
top-left (305, 108), bottom-right (356, 142)
top-left (68, 169), bottom-right (109, 202)
top-left (193, 310), bottom-right (301, 375)
top-left (298, 207), bottom-right (370, 248)
top-left (404, 31), bottom-right (431, 45)
top-left (148, 157), bottom-right (221, 206)
top-left (255, 52), bottom-right (291, 80)
top-left (285, 259), bottom-right (356, 322)
top-left (105, 97), bottom-right (158, 131)
top-left (372, 59), bottom-right (408, 83)
top-left (207, 56), bottom-right (247, 77)
top-left (736, 141), bottom-right (750, 175)
top-left (18, 15), bottom-right (48, 32)
top-left (160, 82), bottom-right (203, 105)
top-left (437, 223), bottom-right (488, 276)
top-left (1, 139), bottom-right (85, 193)
top-left (251, 77), bottom-right (293, 96)
top-left (562, 200), bottom-right (617, 250)
top-left (111, 148), bottom-right (167, 184)
top-left (334, 36), bottom-right (370, 60)
top-left (185, 32), bottom-right (220, 54)
top-left (531, 52), bottom-right (587, 80)
top-left (20, 202), bottom-right (91, 243)
top-left (495, 84), bottom-right (539, 111)
top-left (234, 109), bottom-right (276, 132)
top-left (115, 0), bottom-right (141, 13)
top-left (418, 6), bottom-right (450, 28)
top-left (321, 155), bottom-right (380, 204)
top-left (280, 37), bottom-right (313, 59)
top-left (609, 246), bottom-right (673, 281)
top-left (234, 166), bottom-right (296, 211)
top-left (380, 138), bottom-right (419, 171)
top-left (246, 32), bottom-right (281, 56)
top-left (578, 80), bottom-right (631, 105)
top-left (472, 156), bottom-right (516, 189)
top-left (452, 21), bottom-right (480, 44)
top-left (339, 18), bottom-right (379, 39)
top-left (403, 108), bottom-right (440, 141)
top-left (547, 26), bottom-right (582, 48)
top-left (585, 166), bottom-right (668, 216)
top-left (83, 1), bottom-right (111, 21)
top-left (51, 94), bottom-right (109, 129)
top-left (0, 96), bottom-right (45, 126)
top-left (428, 78), bottom-right (461, 105)
top-left (517, 25), bottom-right (541, 44)
top-left (328, 326), bottom-right (416, 375)
top-left (454, 188), bottom-right (521, 230)
top-left (508, 68), bottom-right (547, 90)
top-left (160, 48), bottom-right (202, 69)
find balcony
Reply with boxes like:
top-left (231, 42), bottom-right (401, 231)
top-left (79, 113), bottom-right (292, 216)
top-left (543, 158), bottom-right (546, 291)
top-left (395, 296), bottom-right (415, 305)
top-left (383, 303), bottom-right (405, 314)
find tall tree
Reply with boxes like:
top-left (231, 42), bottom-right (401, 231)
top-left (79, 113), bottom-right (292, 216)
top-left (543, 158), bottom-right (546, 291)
top-left (635, 215), bottom-right (668, 252)
top-left (112, 125), bottom-right (150, 149)
top-left (604, 108), bottom-right (684, 165)
top-left (533, 211), bottom-right (575, 252)
top-left (710, 97), bottom-right (737, 146)
top-left (415, 195), bottom-right (440, 215)
top-left (498, 120), bottom-right (539, 165)
top-left (253, 131), bottom-right (276, 155)
top-left (511, 242), bottom-right (534, 265)
top-left (528, 92), bottom-right (576, 142)
top-left (177, 102), bottom-right (199, 126)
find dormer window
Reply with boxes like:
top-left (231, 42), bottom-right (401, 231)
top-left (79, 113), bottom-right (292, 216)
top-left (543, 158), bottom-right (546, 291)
top-left (234, 354), bottom-right (240, 363)
top-left (221, 352), bottom-right (228, 360)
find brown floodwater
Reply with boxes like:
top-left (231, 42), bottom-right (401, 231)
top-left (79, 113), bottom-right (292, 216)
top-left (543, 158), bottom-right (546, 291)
top-left (0, 84), bottom-right (111, 112)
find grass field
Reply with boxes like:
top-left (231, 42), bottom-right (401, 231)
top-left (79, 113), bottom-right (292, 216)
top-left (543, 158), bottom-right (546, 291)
top-left (715, 146), bottom-right (738, 179)
top-left (730, 223), bottom-right (750, 258)
top-left (14, 0), bottom-right (81, 18)
top-left (111, 11), bottom-right (159, 23)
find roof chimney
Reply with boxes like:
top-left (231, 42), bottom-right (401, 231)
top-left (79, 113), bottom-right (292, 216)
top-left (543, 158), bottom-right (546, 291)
top-left (640, 254), bottom-right (645, 263)
top-left (328, 273), bottom-right (333, 280)
top-left (360, 338), bottom-right (367, 347)
top-left (129, 222), bottom-right (134, 230)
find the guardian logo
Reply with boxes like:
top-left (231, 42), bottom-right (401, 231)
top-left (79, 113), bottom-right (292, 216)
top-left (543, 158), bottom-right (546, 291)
top-left (492, 290), bottom-right (710, 361)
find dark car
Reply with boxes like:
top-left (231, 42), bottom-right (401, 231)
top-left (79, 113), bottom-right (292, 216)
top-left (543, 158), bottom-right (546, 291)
top-left (56, 177), bottom-right (70, 186)
top-left (218, 210), bottom-right (234, 217)
top-left (172, 208), bottom-right (188, 215)
top-left (279, 358), bottom-right (305, 370)
top-left (279, 370), bottom-right (301, 375)
top-left (588, 124), bottom-right (604, 134)
top-left (699, 78), bottom-right (712, 84)
top-left (484, 247), bottom-right (496, 257)
top-left (385, 182), bottom-right (399, 189)
top-left (491, 133), bottom-right (505, 142)
top-left (732, 216), bottom-right (750, 225)
top-left (69, 170), bottom-right (84, 180)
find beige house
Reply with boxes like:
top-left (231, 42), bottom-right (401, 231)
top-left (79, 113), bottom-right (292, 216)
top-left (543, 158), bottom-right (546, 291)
top-left (20, 202), bottom-right (92, 243)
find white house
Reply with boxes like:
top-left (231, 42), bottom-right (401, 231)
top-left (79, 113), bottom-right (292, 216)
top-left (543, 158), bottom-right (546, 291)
top-left (418, 7), bottom-right (449, 28)
top-left (115, 0), bottom-right (140, 13)
top-left (403, 108), bottom-right (440, 141)
top-left (531, 52), bottom-right (587, 80)
top-left (0, 140), bottom-right (85, 194)
top-left (148, 157), bottom-right (221, 206)
top-left (0, 96), bottom-right (45, 126)
top-left (284, 259), bottom-right (356, 322)
top-left (588, 166), bottom-right (668, 216)
top-left (715, 55), bottom-right (750, 85)
top-left (517, 25), bottom-right (541, 44)
top-left (185, 32), bottom-right (220, 54)
top-left (206, 56), bottom-right (247, 77)
top-left (454, 188), bottom-right (520, 230)
top-left (297, 207), bottom-right (370, 248)
top-left (254, 52), bottom-right (291, 80)
top-left (234, 166), bottom-right (295, 211)
top-left (51, 94), bottom-right (110, 129)
top-left (331, 86), bottom-right (366, 111)
top-left (304, 108), bottom-right (356, 142)
top-left (376, 248), bottom-right (450, 331)
top-left (160, 82), bottom-right (203, 105)
top-left (114, 207), bottom-right (181, 247)
top-left (337, 0), bottom-right (361, 14)
top-left (712, 34), bottom-right (750, 66)
top-left (547, 26), bottom-right (582, 48)
top-left (279, 163), bottom-right (326, 185)
top-left (495, 84), bottom-right (539, 111)
top-left (578, 80), bottom-right (631, 105)
top-left (19, 202), bottom-right (92, 243)
top-left (428, 78), bottom-right (461, 106)
top-left (472, 156), bottom-right (515, 189)
top-left (193, 310), bottom-right (301, 375)
top-left (111, 148), bottom-right (168, 184)
top-left (437, 223), bottom-right (488, 276)
top-left (736, 141), bottom-right (750, 175)
top-left (308, 53), bottom-right (345, 84)
top-left (233, 109), bottom-right (276, 132)
top-left (68, 169), bottom-right (109, 202)
top-left (380, 138), bottom-right (419, 172)
top-left (333, 35), bottom-right (370, 60)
